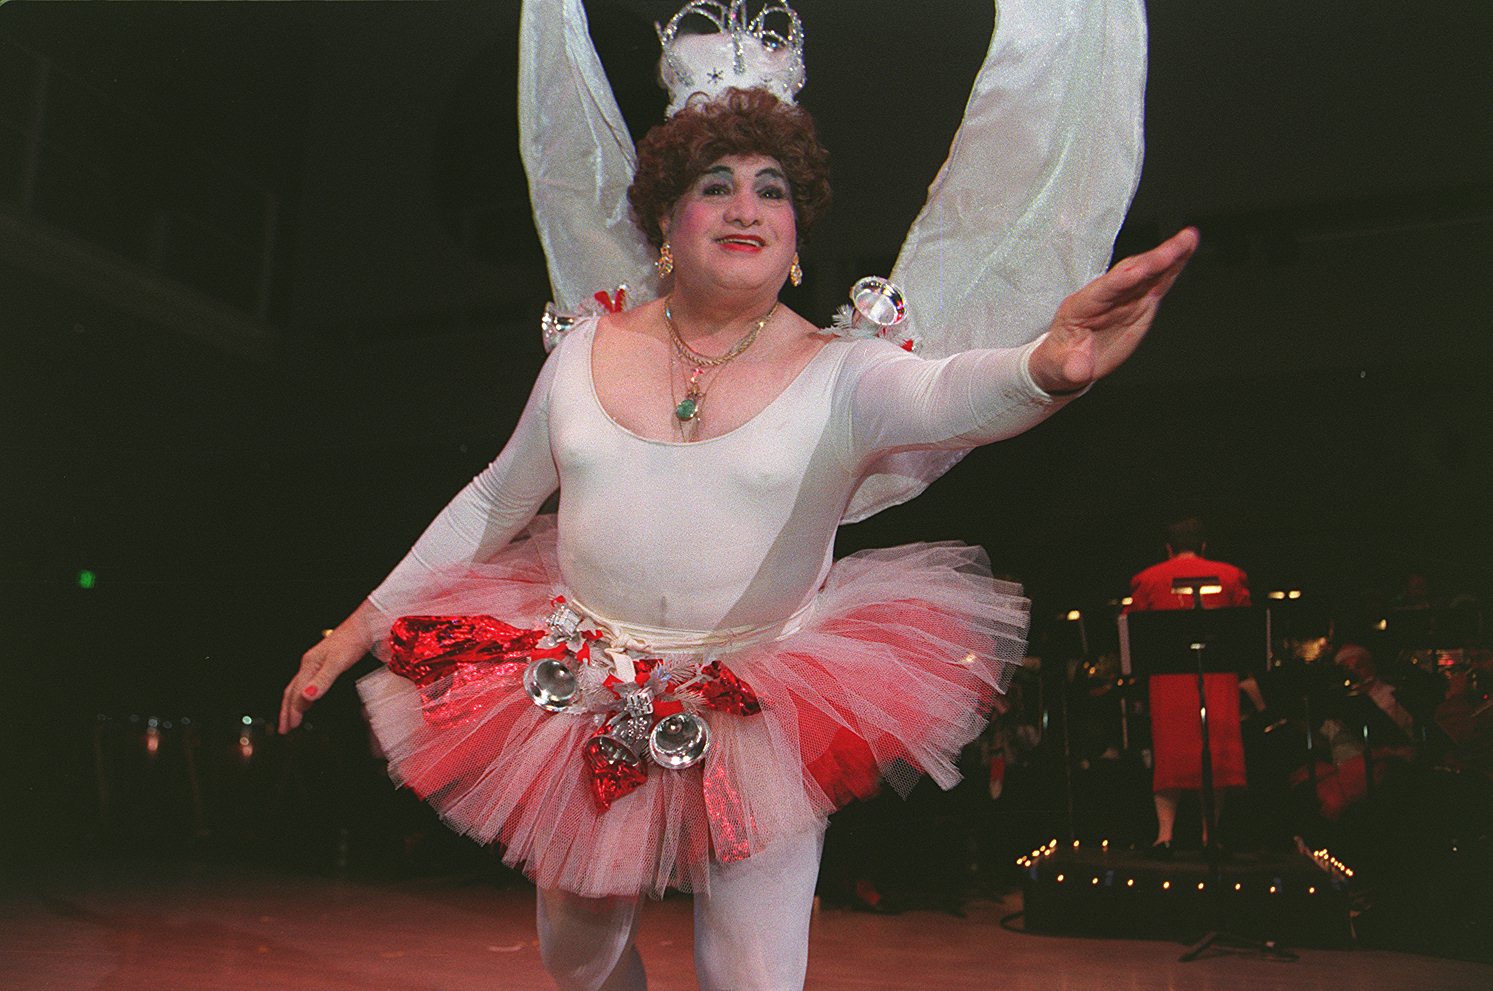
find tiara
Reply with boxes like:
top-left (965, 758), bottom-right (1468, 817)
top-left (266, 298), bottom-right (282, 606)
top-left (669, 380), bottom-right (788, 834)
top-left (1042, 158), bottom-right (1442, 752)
top-left (657, 1), bottom-right (805, 117)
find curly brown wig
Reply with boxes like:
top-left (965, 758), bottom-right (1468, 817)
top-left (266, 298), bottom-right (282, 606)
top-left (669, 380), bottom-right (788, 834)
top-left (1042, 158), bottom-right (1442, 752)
top-left (628, 87), bottom-right (831, 249)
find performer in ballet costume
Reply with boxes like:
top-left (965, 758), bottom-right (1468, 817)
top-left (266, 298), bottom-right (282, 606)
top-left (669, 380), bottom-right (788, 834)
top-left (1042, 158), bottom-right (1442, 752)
top-left (281, 2), bottom-right (1195, 988)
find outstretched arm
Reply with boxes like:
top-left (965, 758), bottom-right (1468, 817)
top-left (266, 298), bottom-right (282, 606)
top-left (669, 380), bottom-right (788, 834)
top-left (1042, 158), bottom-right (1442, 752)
top-left (774, 1), bottom-right (1152, 523)
top-left (1028, 227), bottom-right (1200, 394)
top-left (279, 348), bottom-right (564, 733)
top-left (845, 228), bottom-right (1198, 461)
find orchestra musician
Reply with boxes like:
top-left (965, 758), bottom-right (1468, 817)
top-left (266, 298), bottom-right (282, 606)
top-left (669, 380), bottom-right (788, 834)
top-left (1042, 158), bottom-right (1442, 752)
top-left (1125, 517), bottom-right (1258, 855)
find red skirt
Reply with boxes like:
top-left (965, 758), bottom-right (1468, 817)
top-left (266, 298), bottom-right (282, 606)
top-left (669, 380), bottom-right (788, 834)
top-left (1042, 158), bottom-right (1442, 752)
top-left (1148, 673), bottom-right (1246, 791)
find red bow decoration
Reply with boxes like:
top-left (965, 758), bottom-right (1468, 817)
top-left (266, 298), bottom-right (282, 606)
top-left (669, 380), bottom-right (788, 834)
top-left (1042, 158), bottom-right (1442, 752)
top-left (599, 659), bottom-right (685, 721)
top-left (388, 615), bottom-right (548, 726)
top-left (593, 286), bottom-right (629, 313)
top-left (389, 615), bottom-right (548, 683)
top-left (582, 660), bottom-right (762, 810)
top-left (698, 661), bottom-right (762, 716)
top-left (583, 733), bottom-right (649, 809)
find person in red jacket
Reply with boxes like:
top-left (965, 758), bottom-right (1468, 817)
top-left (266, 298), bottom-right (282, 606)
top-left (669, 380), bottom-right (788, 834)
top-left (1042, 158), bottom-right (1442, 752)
top-left (1125, 517), bottom-right (1251, 855)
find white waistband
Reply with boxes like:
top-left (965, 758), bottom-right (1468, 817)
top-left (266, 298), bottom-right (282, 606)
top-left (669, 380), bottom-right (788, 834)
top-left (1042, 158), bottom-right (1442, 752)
top-left (567, 596), bottom-right (818, 655)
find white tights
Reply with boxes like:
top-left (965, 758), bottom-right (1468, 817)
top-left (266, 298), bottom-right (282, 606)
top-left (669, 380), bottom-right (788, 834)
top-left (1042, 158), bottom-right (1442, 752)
top-left (536, 829), bottom-right (824, 991)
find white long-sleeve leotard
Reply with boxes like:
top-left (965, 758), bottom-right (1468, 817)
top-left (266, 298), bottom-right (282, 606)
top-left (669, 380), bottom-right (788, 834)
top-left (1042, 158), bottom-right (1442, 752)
top-left (368, 318), bottom-right (1073, 636)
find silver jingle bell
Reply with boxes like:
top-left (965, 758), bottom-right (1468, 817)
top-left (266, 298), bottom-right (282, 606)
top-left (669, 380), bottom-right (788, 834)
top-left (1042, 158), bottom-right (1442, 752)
top-left (586, 732), bottom-right (643, 767)
top-left (849, 276), bottom-right (906, 331)
top-left (648, 712), bottom-right (711, 770)
top-left (523, 657), bottom-right (579, 712)
top-left (541, 304), bottom-right (578, 354)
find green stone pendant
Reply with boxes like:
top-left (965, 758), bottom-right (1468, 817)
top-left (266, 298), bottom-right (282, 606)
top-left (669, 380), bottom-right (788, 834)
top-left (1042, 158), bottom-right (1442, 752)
top-left (674, 397), bottom-right (698, 421)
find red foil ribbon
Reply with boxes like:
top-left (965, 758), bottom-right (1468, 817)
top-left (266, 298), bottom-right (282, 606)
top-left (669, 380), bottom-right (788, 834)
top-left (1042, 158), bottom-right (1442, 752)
top-left (583, 733), bottom-right (649, 810)
top-left (388, 615), bottom-right (542, 726)
top-left (698, 661), bottom-right (762, 716)
top-left (388, 615), bottom-right (546, 683)
top-left (702, 761), bottom-right (754, 863)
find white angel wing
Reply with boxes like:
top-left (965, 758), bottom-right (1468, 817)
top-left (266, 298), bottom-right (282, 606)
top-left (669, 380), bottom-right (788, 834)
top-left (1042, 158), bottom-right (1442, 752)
top-left (518, 0), bottom-right (658, 312)
top-left (845, 0), bottom-right (1147, 524)
top-left (518, 0), bottom-right (1146, 524)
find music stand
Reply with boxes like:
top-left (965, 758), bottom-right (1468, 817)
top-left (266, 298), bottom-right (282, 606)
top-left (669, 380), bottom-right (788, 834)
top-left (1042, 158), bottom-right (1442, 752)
top-left (1043, 611), bottom-right (1092, 844)
top-left (1119, 598), bottom-right (1293, 962)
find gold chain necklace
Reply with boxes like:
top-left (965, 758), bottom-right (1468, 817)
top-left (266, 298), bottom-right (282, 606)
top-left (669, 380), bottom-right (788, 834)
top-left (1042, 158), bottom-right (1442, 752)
top-left (665, 299), bottom-right (779, 368)
top-left (664, 298), bottom-right (778, 429)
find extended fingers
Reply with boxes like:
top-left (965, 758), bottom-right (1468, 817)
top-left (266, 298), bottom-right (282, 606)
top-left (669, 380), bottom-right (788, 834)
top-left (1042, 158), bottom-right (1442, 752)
top-left (1122, 227), bottom-right (1199, 290)
top-left (1110, 224), bottom-right (1195, 271)
top-left (279, 680), bottom-right (319, 734)
top-left (1153, 226), bottom-right (1200, 264)
top-left (1145, 227), bottom-right (1200, 293)
top-left (278, 683), bottom-right (298, 734)
top-left (279, 649), bottom-right (327, 734)
top-left (1079, 228), bottom-right (1197, 319)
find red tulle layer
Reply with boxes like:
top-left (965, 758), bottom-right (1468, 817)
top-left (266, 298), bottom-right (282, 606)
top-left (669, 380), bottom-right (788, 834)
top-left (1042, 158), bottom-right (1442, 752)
top-left (357, 517), bottom-right (1027, 897)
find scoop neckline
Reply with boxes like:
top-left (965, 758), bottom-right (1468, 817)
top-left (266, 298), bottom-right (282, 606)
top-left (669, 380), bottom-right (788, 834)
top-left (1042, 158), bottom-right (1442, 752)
top-left (582, 315), bottom-right (837, 448)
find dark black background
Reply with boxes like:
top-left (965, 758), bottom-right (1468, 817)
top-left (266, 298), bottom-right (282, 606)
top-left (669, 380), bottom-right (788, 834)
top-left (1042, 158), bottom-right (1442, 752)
top-left (2, 1), bottom-right (1490, 853)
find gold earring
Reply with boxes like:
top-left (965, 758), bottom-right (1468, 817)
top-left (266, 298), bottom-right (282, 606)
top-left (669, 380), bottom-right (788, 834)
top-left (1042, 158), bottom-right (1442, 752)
top-left (789, 253), bottom-right (803, 287)
top-left (656, 241), bottom-right (674, 279)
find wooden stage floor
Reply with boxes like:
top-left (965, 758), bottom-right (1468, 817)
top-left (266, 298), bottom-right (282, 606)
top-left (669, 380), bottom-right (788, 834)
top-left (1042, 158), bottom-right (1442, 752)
top-left (3, 857), bottom-right (1489, 991)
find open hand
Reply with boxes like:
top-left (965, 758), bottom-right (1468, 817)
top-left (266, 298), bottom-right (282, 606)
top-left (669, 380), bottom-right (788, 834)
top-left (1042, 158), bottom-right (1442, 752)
top-left (278, 603), bottom-right (379, 734)
top-left (1029, 227), bottom-right (1200, 394)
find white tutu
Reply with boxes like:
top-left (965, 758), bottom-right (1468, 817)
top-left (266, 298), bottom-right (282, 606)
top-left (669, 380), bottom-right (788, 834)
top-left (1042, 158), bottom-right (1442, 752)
top-left (357, 516), bottom-right (1027, 898)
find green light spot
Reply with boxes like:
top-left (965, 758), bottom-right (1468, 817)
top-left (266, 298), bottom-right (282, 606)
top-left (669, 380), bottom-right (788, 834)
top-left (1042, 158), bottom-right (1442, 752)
top-left (77, 570), bottom-right (96, 589)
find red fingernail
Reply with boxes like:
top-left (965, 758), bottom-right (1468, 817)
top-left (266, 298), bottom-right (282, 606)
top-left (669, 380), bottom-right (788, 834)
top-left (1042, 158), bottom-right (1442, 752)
top-left (303, 685), bottom-right (319, 699)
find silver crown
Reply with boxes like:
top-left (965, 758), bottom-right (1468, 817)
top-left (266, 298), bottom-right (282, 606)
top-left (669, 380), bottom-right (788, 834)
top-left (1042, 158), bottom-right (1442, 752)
top-left (658, 1), bottom-right (805, 117)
